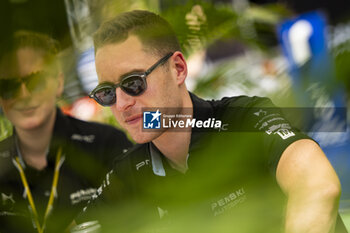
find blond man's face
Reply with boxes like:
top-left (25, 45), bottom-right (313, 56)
top-left (0, 48), bottom-right (63, 130)
top-left (95, 36), bottom-right (182, 143)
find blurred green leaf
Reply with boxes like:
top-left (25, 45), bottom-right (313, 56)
top-left (161, 1), bottom-right (291, 57)
top-left (0, 114), bottom-right (12, 141)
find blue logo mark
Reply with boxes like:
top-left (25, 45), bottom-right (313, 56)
top-left (143, 110), bottom-right (161, 129)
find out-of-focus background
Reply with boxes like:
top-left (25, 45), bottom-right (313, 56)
top-left (0, 0), bottom-right (349, 230)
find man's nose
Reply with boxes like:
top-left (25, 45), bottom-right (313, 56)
top-left (18, 83), bottom-right (31, 98)
top-left (115, 88), bottom-right (135, 111)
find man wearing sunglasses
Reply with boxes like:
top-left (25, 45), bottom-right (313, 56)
top-left (0, 31), bottom-right (132, 233)
top-left (85, 10), bottom-right (344, 233)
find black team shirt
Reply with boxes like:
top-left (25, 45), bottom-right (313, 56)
top-left (0, 108), bottom-right (132, 233)
top-left (82, 93), bottom-right (347, 232)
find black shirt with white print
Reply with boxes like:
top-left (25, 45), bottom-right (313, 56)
top-left (0, 108), bottom-right (132, 233)
top-left (80, 93), bottom-right (346, 233)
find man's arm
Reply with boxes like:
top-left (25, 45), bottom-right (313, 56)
top-left (276, 139), bottom-right (341, 233)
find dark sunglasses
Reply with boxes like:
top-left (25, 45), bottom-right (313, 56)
top-left (0, 71), bottom-right (48, 100)
top-left (89, 52), bottom-right (174, 106)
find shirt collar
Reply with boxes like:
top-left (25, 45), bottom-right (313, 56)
top-left (148, 92), bottom-right (214, 174)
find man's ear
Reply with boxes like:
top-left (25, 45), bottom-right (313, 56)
top-left (56, 72), bottom-right (64, 97)
top-left (171, 51), bottom-right (188, 86)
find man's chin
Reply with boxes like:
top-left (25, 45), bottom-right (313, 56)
top-left (14, 119), bottom-right (42, 131)
top-left (131, 132), bottom-right (161, 144)
top-left (132, 135), bottom-right (154, 144)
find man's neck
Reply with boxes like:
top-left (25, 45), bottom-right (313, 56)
top-left (15, 109), bottom-right (57, 170)
top-left (153, 131), bottom-right (191, 172)
top-left (152, 92), bottom-right (193, 172)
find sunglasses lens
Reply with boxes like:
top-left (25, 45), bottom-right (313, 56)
top-left (94, 87), bottom-right (116, 106)
top-left (91, 76), bottom-right (147, 106)
top-left (26, 72), bottom-right (47, 93)
top-left (121, 76), bottom-right (146, 96)
top-left (0, 79), bottom-right (21, 99)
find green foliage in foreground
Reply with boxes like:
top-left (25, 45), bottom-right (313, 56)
top-left (0, 113), bottom-right (12, 141)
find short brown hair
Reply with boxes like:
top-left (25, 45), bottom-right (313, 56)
top-left (93, 10), bottom-right (181, 56)
top-left (14, 30), bottom-right (60, 65)
top-left (0, 30), bottom-right (61, 75)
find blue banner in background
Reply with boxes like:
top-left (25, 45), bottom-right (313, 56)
top-left (77, 47), bottom-right (99, 94)
top-left (278, 11), bottom-right (331, 85)
top-left (277, 11), bottom-right (350, 210)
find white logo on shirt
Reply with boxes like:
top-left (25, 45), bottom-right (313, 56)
top-left (71, 134), bottom-right (95, 143)
top-left (70, 188), bottom-right (97, 205)
top-left (157, 206), bottom-right (168, 219)
top-left (0, 151), bottom-right (10, 158)
top-left (276, 129), bottom-right (295, 140)
top-left (211, 188), bottom-right (247, 216)
top-left (136, 160), bottom-right (150, 170)
top-left (1, 193), bottom-right (15, 206)
top-left (254, 109), bottom-right (267, 117)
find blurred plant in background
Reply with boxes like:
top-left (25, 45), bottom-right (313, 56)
top-left (158, 0), bottom-right (294, 105)
top-left (0, 113), bottom-right (12, 141)
top-left (331, 22), bottom-right (350, 95)
top-left (161, 0), bottom-right (291, 57)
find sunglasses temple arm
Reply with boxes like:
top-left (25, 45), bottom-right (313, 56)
top-left (144, 52), bottom-right (173, 76)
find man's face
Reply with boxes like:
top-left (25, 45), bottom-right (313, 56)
top-left (95, 36), bottom-right (182, 143)
top-left (0, 48), bottom-right (63, 131)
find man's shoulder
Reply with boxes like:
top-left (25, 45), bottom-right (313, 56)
top-left (206, 95), bottom-right (276, 122)
top-left (57, 111), bottom-right (131, 145)
top-left (63, 113), bottom-right (123, 135)
top-left (210, 95), bottom-right (274, 109)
